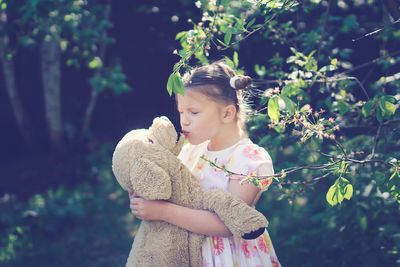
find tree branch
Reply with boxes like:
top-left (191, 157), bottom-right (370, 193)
top-left (317, 0), bottom-right (332, 63)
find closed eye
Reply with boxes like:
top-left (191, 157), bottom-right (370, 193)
top-left (148, 138), bottom-right (154, 144)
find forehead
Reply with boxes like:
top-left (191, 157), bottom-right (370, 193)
top-left (176, 88), bottom-right (216, 108)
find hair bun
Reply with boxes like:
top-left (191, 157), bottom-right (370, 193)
top-left (233, 75), bottom-right (252, 90)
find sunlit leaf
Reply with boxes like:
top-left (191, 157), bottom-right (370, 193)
top-left (173, 72), bottom-right (185, 95)
top-left (224, 29), bottom-right (232, 45)
top-left (233, 51), bottom-right (239, 68)
top-left (167, 73), bottom-right (175, 96)
top-left (88, 57), bottom-right (103, 69)
top-left (326, 177), bottom-right (353, 206)
top-left (380, 99), bottom-right (396, 117)
top-left (361, 100), bottom-right (374, 118)
top-left (268, 96), bottom-right (280, 122)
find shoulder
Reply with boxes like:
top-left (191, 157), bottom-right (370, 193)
top-left (225, 138), bottom-right (274, 175)
top-left (233, 138), bottom-right (273, 164)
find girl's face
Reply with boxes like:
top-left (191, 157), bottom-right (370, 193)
top-left (176, 88), bottom-right (225, 146)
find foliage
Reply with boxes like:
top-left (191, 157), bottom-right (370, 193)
top-left (1, 0), bottom-right (400, 266)
top-left (169, 0), bottom-right (400, 265)
top-left (0, 143), bottom-right (135, 266)
top-left (1, 0), bottom-right (131, 145)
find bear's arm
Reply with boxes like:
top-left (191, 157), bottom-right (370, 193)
top-left (202, 189), bottom-right (268, 239)
top-left (130, 158), bottom-right (172, 200)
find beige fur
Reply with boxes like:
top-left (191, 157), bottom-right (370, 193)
top-left (112, 116), bottom-right (268, 267)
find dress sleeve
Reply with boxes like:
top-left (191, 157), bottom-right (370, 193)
top-left (228, 143), bottom-right (274, 205)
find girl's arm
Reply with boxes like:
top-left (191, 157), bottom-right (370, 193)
top-left (129, 180), bottom-right (259, 237)
top-left (227, 178), bottom-right (260, 206)
top-left (129, 194), bottom-right (232, 237)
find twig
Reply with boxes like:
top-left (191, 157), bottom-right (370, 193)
top-left (352, 18), bottom-right (400, 42)
top-left (329, 76), bottom-right (370, 100)
top-left (369, 123), bottom-right (382, 159)
top-left (201, 155), bottom-right (342, 180)
top-left (201, 153), bottom-right (393, 187)
top-left (333, 139), bottom-right (347, 159)
top-left (335, 50), bottom-right (400, 77)
top-left (383, 118), bottom-right (400, 126)
top-left (230, 0), bottom-right (296, 46)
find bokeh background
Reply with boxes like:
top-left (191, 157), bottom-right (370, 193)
top-left (1, 0), bottom-right (400, 266)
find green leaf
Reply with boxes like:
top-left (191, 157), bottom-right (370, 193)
top-left (167, 73), bottom-right (175, 96)
top-left (326, 177), bottom-right (353, 206)
top-left (380, 99), bottom-right (396, 117)
top-left (88, 57), bottom-right (103, 69)
top-left (268, 97), bottom-right (280, 122)
top-left (388, 171), bottom-right (400, 202)
top-left (252, 178), bottom-right (260, 186)
top-left (224, 29), bottom-right (232, 46)
top-left (173, 72), bottom-right (185, 95)
top-left (361, 100), bottom-right (374, 118)
top-left (281, 95), bottom-right (295, 115)
top-left (216, 38), bottom-right (228, 48)
top-left (233, 51), bottom-right (239, 68)
top-left (340, 177), bottom-right (353, 200)
top-left (286, 56), bottom-right (297, 63)
top-left (175, 31), bottom-right (187, 40)
top-left (254, 64), bottom-right (267, 78)
top-left (224, 57), bottom-right (235, 69)
top-left (305, 58), bottom-right (317, 72)
top-left (173, 63), bottom-right (181, 72)
top-left (281, 83), bottom-right (303, 97)
top-left (326, 182), bottom-right (339, 206)
top-left (357, 209), bottom-right (368, 231)
top-left (376, 106), bottom-right (383, 122)
top-left (330, 58), bottom-right (338, 68)
top-left (382, 95), bottom-right (396, 103)
top-left (337, 99), bottom-right (350, 115)
top-left (246, 18), bottom-right (256, 29)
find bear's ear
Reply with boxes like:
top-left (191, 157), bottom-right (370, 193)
top-left (148, 117), bottom-right (178, 151)
top-left (130, 158), bottom-right (172, 200)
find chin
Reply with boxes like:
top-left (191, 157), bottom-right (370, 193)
top-left (187, 137), bottom-right (205, 146)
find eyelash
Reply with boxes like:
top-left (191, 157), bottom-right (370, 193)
top-left (179, 111), bottom-right (198, 115)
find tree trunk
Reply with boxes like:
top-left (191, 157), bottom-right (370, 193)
top-left (40, 36), bottom-right (63, 150)
top-left (0, 10), bottom-right (33, 146)
top-left (80, 1), bottom-right (112, 140)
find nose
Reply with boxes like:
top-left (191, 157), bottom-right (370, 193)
top-left (180, 112), bottom-right (190, 126)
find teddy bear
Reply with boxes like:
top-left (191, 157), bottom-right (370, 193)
top-left (112, 116), bottom-right (269, 267)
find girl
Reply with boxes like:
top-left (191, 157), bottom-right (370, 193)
top-left (130, 61), bottom-right (281, 267)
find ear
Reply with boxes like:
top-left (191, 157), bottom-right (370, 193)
top-left (221, 104), bottom-right (237, 123)
top-left (130, 158), bottom-right (172, 200)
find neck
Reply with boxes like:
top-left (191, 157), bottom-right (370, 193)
top-left (207, 121), bottom-right (244, 151)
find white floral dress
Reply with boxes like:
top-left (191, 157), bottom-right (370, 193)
top-left (178, 138), bottom-right (281, 267)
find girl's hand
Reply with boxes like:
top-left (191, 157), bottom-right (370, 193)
top-left (129, 194), bottom-right (166, 221)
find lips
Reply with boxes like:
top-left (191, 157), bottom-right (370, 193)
top-left (182, 130), bottom-right (189, 137)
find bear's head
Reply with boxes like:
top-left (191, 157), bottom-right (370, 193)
top-left (112, 116), bottom-right (184, 196)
